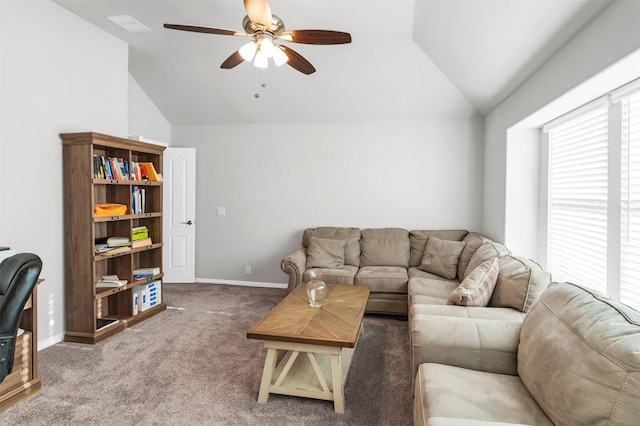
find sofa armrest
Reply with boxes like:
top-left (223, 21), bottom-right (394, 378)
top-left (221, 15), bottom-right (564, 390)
top-left (410, 315), bottom-right (521, 383)
top-left (280, 248), bottom-right (307, 293)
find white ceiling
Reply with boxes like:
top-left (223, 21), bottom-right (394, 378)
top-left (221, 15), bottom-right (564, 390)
top-left (52, 0), bottom-right (612, 125)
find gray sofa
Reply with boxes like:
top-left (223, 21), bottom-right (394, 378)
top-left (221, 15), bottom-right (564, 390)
top-left (281, 227), bottom-right (549, 316)
top-left (413, 282), bottom-right (640, 425)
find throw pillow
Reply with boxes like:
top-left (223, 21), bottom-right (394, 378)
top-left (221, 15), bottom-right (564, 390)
top-left (448, 257), bottom-right (500, 306)
top-left (417, 236), bottom-right (466, 279)
top-left (306, 237), bottom-right (346, 269)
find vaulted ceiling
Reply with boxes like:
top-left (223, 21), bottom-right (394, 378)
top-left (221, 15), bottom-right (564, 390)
top-left (53, 0), bottom-right (612, 125)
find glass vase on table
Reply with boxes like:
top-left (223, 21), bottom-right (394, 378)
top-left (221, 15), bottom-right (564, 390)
top-left (306, 270), bottom-right (327, 308)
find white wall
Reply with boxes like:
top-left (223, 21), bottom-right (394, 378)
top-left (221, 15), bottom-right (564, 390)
top-left (128, 74), bottom-right (172, 144)
top-left (0, 0), bottom-right (128, 348)
top-left (173, 117), bottom-right (483, 284)
top-left (484, 0), bottom-right (640, 244)
top-left (504, 128), bottom-right (540, 258)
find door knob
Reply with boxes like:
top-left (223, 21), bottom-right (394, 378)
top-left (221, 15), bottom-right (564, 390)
top-left (182, 220), bottom-right (193, 225)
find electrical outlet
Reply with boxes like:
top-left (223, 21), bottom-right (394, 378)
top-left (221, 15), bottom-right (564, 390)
top-left (245, 265), bottom-right (252, 274)
top-left (217, 206), bottom-right (226, 216)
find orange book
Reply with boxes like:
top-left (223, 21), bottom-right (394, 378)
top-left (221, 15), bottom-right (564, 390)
top-left (139, 162), bottom-right (161, 182)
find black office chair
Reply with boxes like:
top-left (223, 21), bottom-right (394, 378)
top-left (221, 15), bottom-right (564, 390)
top-left (0, 253), bottom-right (42, 383)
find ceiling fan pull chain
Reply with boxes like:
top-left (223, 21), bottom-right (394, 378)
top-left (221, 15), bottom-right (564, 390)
top-left (254, 68), bottom-right (268, 98)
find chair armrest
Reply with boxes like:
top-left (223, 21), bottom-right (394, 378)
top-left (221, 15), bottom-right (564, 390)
top-left (280, 248), bottom-right (307, 293)
top-left (410, 315), bottom-right (521, 384)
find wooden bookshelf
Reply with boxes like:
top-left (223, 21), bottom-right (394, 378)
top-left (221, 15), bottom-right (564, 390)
top-left (62, 132), bottom-right (166, 344)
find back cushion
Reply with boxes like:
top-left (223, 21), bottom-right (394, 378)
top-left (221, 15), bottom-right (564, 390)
top-left (519, 282), bottom-right (640, 425)
top-left (463, 241), bottom-right (511, 281)
top-left (409, 230), bottom-right (468, 267)
top-left (360, 228), bottom-right (410, 267)
top-left (489, 255), bottom-right (550, 312)
top-left (302, 227), bottom-right (361, 267)
top-left (457, 232), bottom-right (493, 280)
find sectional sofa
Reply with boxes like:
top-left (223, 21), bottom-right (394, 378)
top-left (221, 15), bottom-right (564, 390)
top-left (281, 227), bottom-right (640, 424)
top-left (280, 227), bottom-right (549, 317)
top-left (413, 282), bottom-right (640, 425)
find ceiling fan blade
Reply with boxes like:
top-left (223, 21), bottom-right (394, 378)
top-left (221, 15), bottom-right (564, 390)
top-left (220, 51), bottom-right (245, 69)
top-left (280, 30), bottom-right (352, 45)
top-left (164, 24), bottom-right (241, 36)
top-left (244, 0), bottom-right (272, 27)
top-left (280, 46), bottom-right (316, 75)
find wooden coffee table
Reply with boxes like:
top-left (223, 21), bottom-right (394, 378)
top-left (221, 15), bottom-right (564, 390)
top-left (247, 283), bottom-right (370, 413)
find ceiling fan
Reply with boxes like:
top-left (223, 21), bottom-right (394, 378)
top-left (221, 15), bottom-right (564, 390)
top-left (164, 0), bottom-right (351, 75)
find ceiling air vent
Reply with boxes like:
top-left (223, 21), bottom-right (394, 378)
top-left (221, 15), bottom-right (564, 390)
top-left (105, 15), bottom-right (151, 33)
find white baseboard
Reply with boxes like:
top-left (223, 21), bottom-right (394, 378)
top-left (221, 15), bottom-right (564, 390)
top-left (38, 332), bottom-right (65, 351)
top-left (44, 279), bottom-right (286, 350)
top-left (194, 278), bottom-right (287, 289)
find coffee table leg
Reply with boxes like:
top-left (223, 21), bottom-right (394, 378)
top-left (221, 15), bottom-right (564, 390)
top-left (258, 348), bottom-right (277, 404)
top-left (330, 353), bottom-right (345, 414)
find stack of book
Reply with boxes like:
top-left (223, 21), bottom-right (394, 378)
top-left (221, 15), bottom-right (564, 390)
top-left (94, 236), bottom-right (132, 254)
top-left (93, 155), bottom-right (130, 180)
top-left (131, 186), bottom-right (146, 214)
top-left (96, 275), bottom-right (127, 288)
top-left (131, 226), bottom-right (152, 248)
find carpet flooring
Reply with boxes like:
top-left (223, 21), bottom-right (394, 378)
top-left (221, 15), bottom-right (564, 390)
top-left (0, 283), bottom-right (412, 425)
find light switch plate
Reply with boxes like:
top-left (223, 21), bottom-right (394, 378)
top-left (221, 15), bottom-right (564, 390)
top-left (217, 207), bottom-right (226, 216)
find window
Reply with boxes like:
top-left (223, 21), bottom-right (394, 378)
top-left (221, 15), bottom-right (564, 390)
top-left (546, 100), bottom-right (609, 294)
top-left (620, 91), bottom-right (640, 310)
top-left (544, 79), bottom-right (640, 310)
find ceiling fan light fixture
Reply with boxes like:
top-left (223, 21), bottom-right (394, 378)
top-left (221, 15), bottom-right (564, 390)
top-left (254, 50), bottom-right (268, 69)
top-left (259, 37), bottom-right (275, 58)
top-left (272, 46), bottom-right (288, 66)
top-left (239, 41), bottom-right (257, 61)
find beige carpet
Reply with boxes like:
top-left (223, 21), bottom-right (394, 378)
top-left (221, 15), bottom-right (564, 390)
top-left (1, 283), bottom-right (412, 425)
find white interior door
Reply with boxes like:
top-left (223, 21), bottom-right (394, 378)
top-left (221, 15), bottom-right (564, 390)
top-left (163, 147), bottom-right (196, 283)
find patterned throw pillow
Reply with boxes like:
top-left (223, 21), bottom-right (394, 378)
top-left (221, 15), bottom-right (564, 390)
top-left (306, 237), bottom-right (346, 269)
top-left (448, 257), bottom-right (499, 306)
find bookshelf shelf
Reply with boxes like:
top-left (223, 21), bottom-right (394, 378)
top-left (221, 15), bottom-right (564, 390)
top-left (94, 273), bottom-right (164, 300)
top-left (62, 132), bottom-right (166, 345)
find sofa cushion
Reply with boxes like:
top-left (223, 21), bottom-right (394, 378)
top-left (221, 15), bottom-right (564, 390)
top-left (518, 282), bottom-right (640, 425)
top-left (305, 237), bottom-right (346, 269)
top-left (408, 267), bottom-right (455, 281)
top-left (457, 232), bottom-right (493, 281)
top-left (489, 255), bottom-right (550, 312)
top-left (303, 265), bottom-right (357, 285)
top-left (302, 227), bottom-right (361, 267)
top-left (355, 266), bottom-right (408, 293)
top-left (414, 363), bottom-right (553, 426)
top-left (418, 236), bottom-right (465, 280)
top-left (463, 241), bottom-right (510, 281)
top-left (359, 228), bottom-right (410, 267)
top-left (409, 230), bottom-right (468, 267)
top-left (409, 304), bottom-right (525, 322)
top-left (448, 257), bottom-right (499, 306)
top-left (409, 277), bottom-right (460, 306)
top-left (410, 316), bottom-right (522, 378)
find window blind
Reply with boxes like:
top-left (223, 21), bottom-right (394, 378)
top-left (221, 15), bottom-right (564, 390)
top-left (620, 91), bottom-right (640, 311)
top-left (547, 105), bottom-right (609, 294)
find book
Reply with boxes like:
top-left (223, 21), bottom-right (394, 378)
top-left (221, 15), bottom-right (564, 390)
top-left (132, 226), bottom-right (149, 240)
top-left (131, 237), bottom-right (152, 249)
top-left (139, 162), bottom-right (161, 181)
top-left (94, 244), bottom-right (111, 254)
top-left (104, 246), bottom-right (131, 255)
top-left (133, 266), bottom-right (160, 279)
top-left (96, 275), bottom-right (127, 287)
top-left (107, 236), bottom-right (130, 247)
